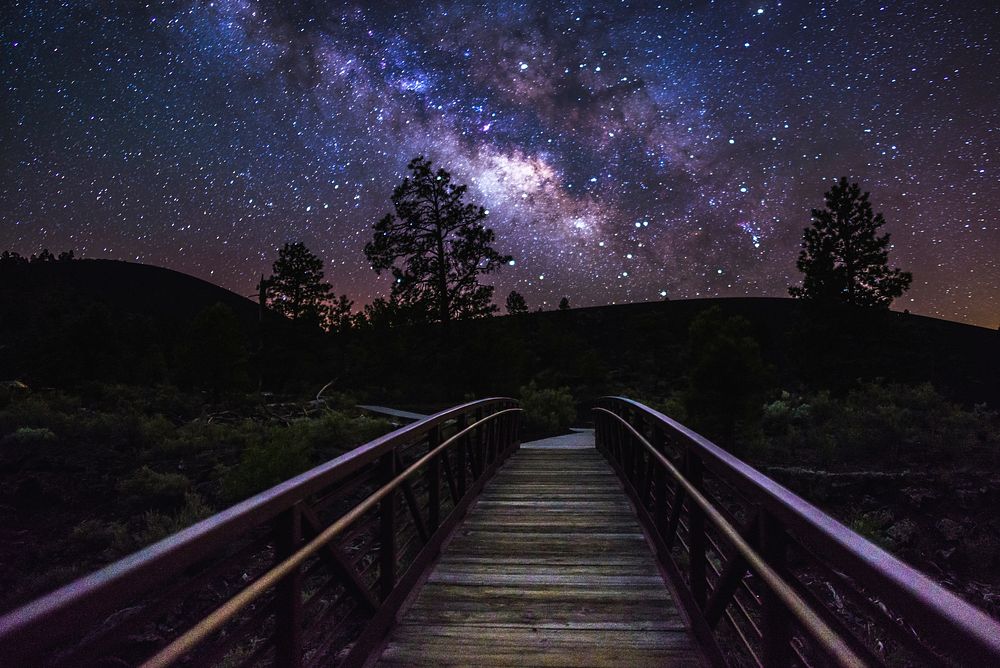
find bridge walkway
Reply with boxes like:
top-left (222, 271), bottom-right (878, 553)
top-left (374, 431), bottom-right (704, 666)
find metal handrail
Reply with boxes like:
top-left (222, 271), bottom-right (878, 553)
top-left (142, 408), bottom-right (522, 667)
top-left (0, 398), bottom-right (522, 666)
top-left (594, 396), bottom-right (1000, 666)
top-left (594, 407), bottom-right (864, 667)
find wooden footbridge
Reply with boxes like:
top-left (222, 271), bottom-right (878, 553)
top-left (1, 398), bottom-right (999, 667)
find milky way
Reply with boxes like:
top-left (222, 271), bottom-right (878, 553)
top-left (2, 1), bottom-right (997, 326)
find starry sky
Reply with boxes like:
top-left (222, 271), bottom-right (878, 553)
top-left (2, 1), bottom-right (998, 327)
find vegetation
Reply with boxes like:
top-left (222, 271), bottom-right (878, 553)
top-left (175, 304), bottom-right (251, 395)
top-left (505, 290), bottom-right (528, 315)
top-left (0, 385), bottom-right (392, 612)
top-left (0, 248), bottom-right (76, 265)
top-left (1, 217), bottom-right (997, 621)
top-left (518, 381), bottom-right (576, 438)
top-left (680, 307), bottom-right (770, 453)
top-left (789, 177), bottom-right (912, 307)
top-left (264, 242), bottom-right (344, 329)
top-left (364, 156), bottom-right (512, 323)
top-left (756, 382), bottom-right (999, 468)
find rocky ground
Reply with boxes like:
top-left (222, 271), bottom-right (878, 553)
top-left (763, 465), bottom-right (1000, 619)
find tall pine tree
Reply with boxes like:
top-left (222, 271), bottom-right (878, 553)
top-left (365, 156), bottom-right (512, 324)
top-left (264, 242), bottom-right (333, 328)
top-left (789, 177), bottom-right (911, 308)
top-left (505, 290), bottom-right (528, 314)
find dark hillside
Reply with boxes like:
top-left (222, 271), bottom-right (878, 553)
top-left (339, 298), bottom-right (999, 408)
top-left (0, 260), bottom-right (259, 386)
top-left (1, 259), bottom-right (995, 407)
top-left (0, 259), bottom-right (258, 324)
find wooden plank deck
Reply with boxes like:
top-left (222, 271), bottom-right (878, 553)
top-left (374, 434), bottom-right (704, 667)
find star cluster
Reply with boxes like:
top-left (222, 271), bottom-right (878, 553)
top-left (2, 1), bottom-right (997, 325)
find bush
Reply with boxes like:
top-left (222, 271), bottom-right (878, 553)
top-left (518, 381), bottom-right (576, 436)
top-left (2, 426), bottom-right (57, 445)
top-left (117, 466), bottom-right (191, 508)
top-left (70, 518), bottom-right (129, 553)
top-left (221, 429), bottom-right (313, 502)
top-left (682, 307), bottom-right (771, 453)
top-left (298, 410), bottom-right (392, 459)
top-left (759, 382), bottom-right (1000, 468)
top-left (138, 492), bottom-right (214, 545)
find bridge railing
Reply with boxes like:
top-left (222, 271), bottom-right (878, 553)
top-left (0, 398), bottom-right (521, 667)
top-left (594, 396), bottom-right (1000, 668)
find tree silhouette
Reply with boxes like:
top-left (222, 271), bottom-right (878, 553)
top-left (683, 307), bottom-right (770, 454)
top-left (328, 293), bottom-right (354, 332)
top-left (505, 290), bottom-right (528, 314)
top-left (789, 177), bottom-right (912, 307)
top-left (558, 297), bottom-right (570, 311)
top-left (264, 242), bottom-right (332, 328)
top-left (364, 156), bottom-right (512, 324)
top-left (176, 303), bottom-right (250, 396)
top-left (0, 251), bottom-right (27, 267)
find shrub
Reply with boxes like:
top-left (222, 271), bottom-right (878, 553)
top-left (518, 381), bottom-right (576, 436)
top-left (759, 382), bottom-right (1000, 468)
top-left (682, 307), bottom-right (771, 453)
top-left (2, 426), bottom-right (57, 445)
top-left (301, 410), bottom-right (392, 459)
top-left (221, 430), bottom-right (312, 502)
top-left (138, 492), bottom-right (214, 545)
top-left (118, 466), bottom-right (191, 508)
top-left (70, 518), bottom-right (129, 553)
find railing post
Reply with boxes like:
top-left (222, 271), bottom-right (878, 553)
top-left (640, 420), bottom-right (654, 509)
top-left (594, 407), bottom-right (602, 454)
top-left (427, 427), bottom-right (441, 533)
top-left (653, 427), bottom-right (668, 539)
top-left (760, 510), bottom-right (792, 666)
top-left (630, 410), bottom-right (640, 484)
top-left (473, 407), bottom-right (485, 478)
top-left (379, 452), bottom-right (397, 601)
top-left (456, 415), bottom-right (467, 498)
top-left (275, 503), bottom-right (303, 668)
top-left (617, 408), bottom-right (628, 476)
top-left (687, 452), bottom-right (707, 609)
top-left (486, 408), bottom-right (496, 467)
top-left (498, 406), bottom-right (508, 459)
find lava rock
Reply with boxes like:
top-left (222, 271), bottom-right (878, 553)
top-left (935, 518), bottom-right (964, 541)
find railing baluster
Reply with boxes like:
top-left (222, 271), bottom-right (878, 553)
top-left (275, 503), bottom-right (303, 668)
top-left (456, 415), bottom-right (468, 497)
top-left (441, 446), bottom-right (459, 504)
top-left (427, 427), bottom-right (441, 532)
top-left (379, 452), bottom-right (397, 601)
top-left (687, 452), bottom-right (707, 610)
top-left (760, 510), bottom-right (792, 666)
top-left (474, 407), bottom-right (485, 478)
top-left (487, 411), bottom-right (496, 466)
top-left (653, 427), bottom-right (668, 539)
top-left (395, 450), bottom-right (429, 543)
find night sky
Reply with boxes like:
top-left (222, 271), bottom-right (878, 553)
top-left (2, 2), bottom-right (997, 326)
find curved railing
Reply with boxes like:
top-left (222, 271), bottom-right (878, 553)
top-left (594, 396), bottom-right (1000, 668)
top-left (0, 398), bottom-right (521, 667)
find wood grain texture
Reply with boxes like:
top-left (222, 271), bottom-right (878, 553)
top-left (374, 437), bottom-right (705, 667)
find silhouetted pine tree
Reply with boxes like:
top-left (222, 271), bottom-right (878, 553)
top-left (264, 242), bottom-right (332, 328)
top-left (505, 290), bottom-right (528, 314)
top-left (365, 156), bottom-right (512, 324)
top-left (328, 293), bottom-right (354, 332)
top-left (789, 177), bottom-right (911, 307)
